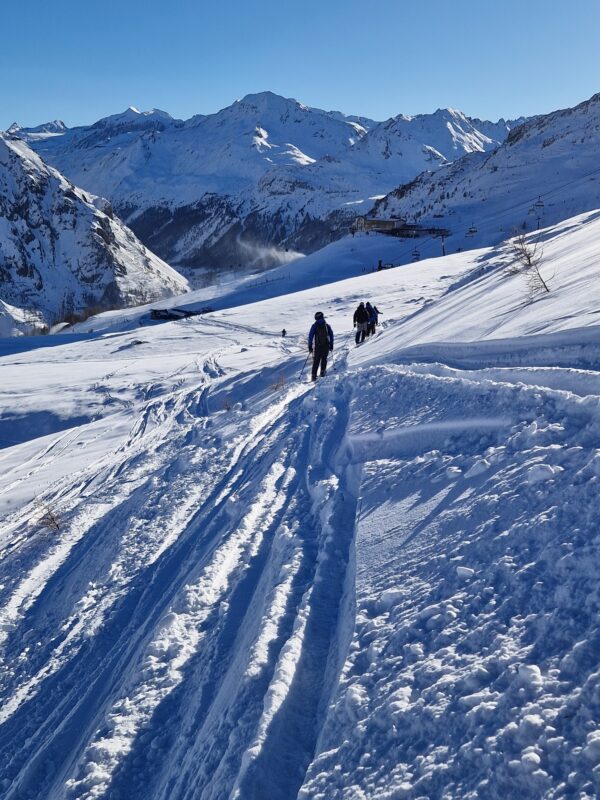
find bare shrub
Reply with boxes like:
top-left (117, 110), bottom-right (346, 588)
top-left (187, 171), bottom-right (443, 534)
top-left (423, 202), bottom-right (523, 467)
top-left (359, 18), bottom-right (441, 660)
top-left (508, 233), bottom-right (550, 297)
top-left (34, 503), bottom-right (61, 532)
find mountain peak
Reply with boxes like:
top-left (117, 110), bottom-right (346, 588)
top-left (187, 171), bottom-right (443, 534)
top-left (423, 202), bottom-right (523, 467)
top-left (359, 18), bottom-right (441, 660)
top-left (235, 91), bottom-right (306, 113)
top-left (6, 119), bottom-right (67, 136)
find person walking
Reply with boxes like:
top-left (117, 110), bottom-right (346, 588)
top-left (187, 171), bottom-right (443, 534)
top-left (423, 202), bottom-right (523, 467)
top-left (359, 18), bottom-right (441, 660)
top-left (353, 302), bottom-right (369, 345)
top-left (365, 302), bottom-right (374, 336)
top-left (367, 302), bottom-right (381, 336)
top-left (308, 311), bottom-right (334, 381)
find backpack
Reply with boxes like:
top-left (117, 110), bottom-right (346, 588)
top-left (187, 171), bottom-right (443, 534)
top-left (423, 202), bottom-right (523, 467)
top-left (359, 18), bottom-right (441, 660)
top-left (313, 321), bottom-right (329, 351)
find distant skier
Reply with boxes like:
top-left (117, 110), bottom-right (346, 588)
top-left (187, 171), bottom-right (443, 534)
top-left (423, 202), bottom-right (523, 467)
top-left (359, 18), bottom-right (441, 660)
top-left (282, 328), bottom-right (287, 337)
top-left (308, 311), bottom-right (334, 381)
top-left (353, 302), bottom-right (369, 345)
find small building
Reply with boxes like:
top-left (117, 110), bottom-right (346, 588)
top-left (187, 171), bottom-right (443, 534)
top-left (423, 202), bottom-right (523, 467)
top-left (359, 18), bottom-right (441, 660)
top-left (353, 216), bottom-right (451, 240)
top-left (354, 216), bottom-right (407, 233)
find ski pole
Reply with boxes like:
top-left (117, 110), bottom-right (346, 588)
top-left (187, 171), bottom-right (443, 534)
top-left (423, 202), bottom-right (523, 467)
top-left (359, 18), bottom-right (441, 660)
top-left (299, 352), bottom-right (310, 381)
top-left (331, 350), bottom-right (335, 371)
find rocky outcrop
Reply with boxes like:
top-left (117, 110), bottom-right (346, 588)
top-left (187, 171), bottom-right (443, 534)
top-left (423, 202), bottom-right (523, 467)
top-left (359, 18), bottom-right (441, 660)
top-left (0, 134), bottom-right (188, 333)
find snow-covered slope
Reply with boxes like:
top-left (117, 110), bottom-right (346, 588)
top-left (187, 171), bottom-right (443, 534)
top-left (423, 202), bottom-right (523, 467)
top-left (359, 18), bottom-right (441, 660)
top-left (16, 93), bottom-right (513, 269)
top-left (373, 92), bottom-right (600, 263)
top-left (352, 107), bottom-right (508, 174)
top-left (1, 209), bottom-right (600, 798)
top-left (0, 134), bottom-right (188, 334)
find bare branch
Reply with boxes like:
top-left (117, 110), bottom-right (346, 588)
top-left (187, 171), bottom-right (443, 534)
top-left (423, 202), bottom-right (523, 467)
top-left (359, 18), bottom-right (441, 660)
top-left (34, 503), bottom-right (61, 532)
top-left (508, 231), bottom-right (550, 296)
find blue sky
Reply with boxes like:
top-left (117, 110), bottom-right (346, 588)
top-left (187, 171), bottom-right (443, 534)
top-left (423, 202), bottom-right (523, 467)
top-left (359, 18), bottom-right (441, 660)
top-left (1, 0), bottom-right (599, 129)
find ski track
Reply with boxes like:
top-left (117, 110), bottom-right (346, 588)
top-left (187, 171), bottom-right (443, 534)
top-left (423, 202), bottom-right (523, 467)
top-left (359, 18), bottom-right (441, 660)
top-left (0, 331), bottom-right (359, 800)
top-left (1, 316), bottom-right (599, 798)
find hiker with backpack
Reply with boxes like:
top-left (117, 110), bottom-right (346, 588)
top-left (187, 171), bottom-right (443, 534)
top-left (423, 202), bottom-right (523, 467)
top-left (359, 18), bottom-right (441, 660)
top-left (366, 302), bottom-right (381, 336)
top-left (308, 311), bottom-right (334, 381)
top-left (353, 302), bottom-right (370, 344)
top-left (365, 302), bottom-right (374, 336)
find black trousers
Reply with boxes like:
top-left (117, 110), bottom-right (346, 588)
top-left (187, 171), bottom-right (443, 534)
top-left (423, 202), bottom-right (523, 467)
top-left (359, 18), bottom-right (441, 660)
top-left (311, 349), bottom-right (328, 379)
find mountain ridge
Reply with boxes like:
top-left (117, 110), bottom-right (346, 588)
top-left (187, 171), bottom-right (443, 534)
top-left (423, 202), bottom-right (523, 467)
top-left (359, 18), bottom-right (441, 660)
top-left (10, 92), bottom-right (518, 270)
top-left (370, 90), bottom-right (600, 261)
top-left (0, 133), bottom-right (187, 335)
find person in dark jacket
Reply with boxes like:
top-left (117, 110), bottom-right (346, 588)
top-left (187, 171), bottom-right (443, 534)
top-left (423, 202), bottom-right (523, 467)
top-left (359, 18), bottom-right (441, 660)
top-left (365, 302), bottom-right (374, 336)
top-left (308, 311), bottom-right (334, 381)
top-left (353, 302), bottom-right (369, 344)
top-left (366, 302), bottom-right (381, 336)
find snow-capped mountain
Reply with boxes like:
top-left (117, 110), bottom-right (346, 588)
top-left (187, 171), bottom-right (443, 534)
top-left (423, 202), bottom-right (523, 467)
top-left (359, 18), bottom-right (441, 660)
top-left (14, 92), bottom-right (516, 269)
top-left (351, 107), bottom-right (509, 173)
top-left (7, 119), bottom-right (67, 137)
top-left (0, 133), bottom-right (188, 335)
top-left (372, 93), bottom-right (600, 259)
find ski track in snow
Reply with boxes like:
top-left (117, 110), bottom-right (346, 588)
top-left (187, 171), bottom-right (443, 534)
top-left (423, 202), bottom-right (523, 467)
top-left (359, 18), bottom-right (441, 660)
top-left (2, 217), bottom-right (600, 798)
top-left (0, 325), bottom-right (361, 800)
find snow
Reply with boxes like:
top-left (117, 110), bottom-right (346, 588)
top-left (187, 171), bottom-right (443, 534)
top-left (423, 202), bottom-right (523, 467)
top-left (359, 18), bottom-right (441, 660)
top-left (1, 208), bottom-right (600, 798)
top-left (375, 92), bottom-right (600, 267)
top-left (13, 92), bottom-right (512, 268)
top-left (0, 133), bottom-right (187, 332)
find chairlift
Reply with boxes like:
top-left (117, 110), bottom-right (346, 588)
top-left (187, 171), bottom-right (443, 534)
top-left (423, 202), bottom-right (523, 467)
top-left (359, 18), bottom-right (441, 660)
top-left (466, 223), bottom-right (478, 237)
top-left (411, 248), bottom-right (420, 262)
top-left (534, 197), bottom-right (545, 210)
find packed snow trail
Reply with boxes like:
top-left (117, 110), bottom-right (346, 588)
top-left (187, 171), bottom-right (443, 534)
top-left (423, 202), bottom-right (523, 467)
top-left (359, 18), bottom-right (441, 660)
top-left (0, 322), bottom-right (360, 800)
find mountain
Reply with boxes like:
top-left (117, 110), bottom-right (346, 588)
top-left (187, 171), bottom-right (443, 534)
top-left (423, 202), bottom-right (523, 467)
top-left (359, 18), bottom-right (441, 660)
top-left (7, 120), bottom-right (68, 137)
top-left (371, 93), bottom-right (600, 259)
top-left (14, 92), bottom-right (515, 270)
top-left (352, 107), bottom-right (506, 172)
top-left (0, 133), bottom-right (188, 335)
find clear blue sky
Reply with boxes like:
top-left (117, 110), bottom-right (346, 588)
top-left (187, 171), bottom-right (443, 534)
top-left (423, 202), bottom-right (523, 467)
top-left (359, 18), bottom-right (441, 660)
top-left (1, 0), bottom-right (599, 129)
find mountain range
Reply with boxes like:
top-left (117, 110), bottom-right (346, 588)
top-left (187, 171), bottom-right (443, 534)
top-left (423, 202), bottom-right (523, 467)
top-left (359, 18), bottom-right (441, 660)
top-left (4, 90), bottom-right (600, 334)
top-left (11, 92), bottom-right (520, 269)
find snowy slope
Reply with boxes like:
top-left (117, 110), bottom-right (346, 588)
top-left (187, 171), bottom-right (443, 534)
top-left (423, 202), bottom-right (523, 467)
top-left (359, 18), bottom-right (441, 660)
top-left (15, 93), bottom-right (513, 268)
top-left (0, 134), bottom-right (188, 334)
top-left (69, 206), bottom-right (600, 339)
top-left (351, 107), bottom-right (507, 175)
top-left (373, 92), bottom-right (600, 264)
top-left (1, 210), bottom-right (600, 799)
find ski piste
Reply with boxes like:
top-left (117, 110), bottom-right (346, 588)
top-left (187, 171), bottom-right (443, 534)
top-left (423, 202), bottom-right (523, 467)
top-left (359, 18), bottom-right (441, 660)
top-left (2, 209), bottom-right (600, 798)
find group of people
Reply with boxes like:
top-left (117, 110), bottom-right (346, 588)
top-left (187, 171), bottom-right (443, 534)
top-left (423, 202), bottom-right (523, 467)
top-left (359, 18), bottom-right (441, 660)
top-left (352, 301), bottom-right (380, 345)
top-left (306, 300), bottom-right (381, 381)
